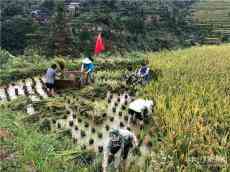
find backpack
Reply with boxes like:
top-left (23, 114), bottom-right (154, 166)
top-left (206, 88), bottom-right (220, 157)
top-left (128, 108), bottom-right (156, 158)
top-left (110, 135), bottom-right (122, 154)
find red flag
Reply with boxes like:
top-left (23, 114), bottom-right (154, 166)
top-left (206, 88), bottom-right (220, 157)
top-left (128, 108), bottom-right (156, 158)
top-left (94, 33), bottom-right (105, 55)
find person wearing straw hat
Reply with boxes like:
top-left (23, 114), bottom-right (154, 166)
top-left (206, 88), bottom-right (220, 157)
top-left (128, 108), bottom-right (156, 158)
top-left (80, 56), bottom-right (95, 84)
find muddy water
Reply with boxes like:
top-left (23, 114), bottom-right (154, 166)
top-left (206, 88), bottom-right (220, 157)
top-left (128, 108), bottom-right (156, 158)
top-left (34, 77), bottom-right (48, 98)
top-left (53, 92), bottom-right (152, 172)
top-left (53, 92), bottom-right (149, 155)
top-left (1, 78), bottom-right (151, 161)
top-left (14, 82), bottom-right (25, 96)
top-left (0, 77), bottom-right (48, 104)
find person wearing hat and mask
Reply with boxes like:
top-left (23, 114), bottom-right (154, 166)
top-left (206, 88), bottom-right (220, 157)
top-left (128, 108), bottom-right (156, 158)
top-left (102, 128), bottom-right (138, 172)
top-left (80, 56), bottom-right (95, 84)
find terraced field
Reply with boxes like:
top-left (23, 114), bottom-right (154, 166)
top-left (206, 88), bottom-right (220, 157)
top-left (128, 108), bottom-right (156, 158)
top-left (1, 54), bottom-right (156, 171)
top-left (192, 0), bottom-right (230, 39)
top-left (1, 45), bottom-right (229, 171)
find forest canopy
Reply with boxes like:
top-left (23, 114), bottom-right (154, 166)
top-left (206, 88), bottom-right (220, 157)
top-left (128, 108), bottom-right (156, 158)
top-left (0, 0), bottom-right (216, 56)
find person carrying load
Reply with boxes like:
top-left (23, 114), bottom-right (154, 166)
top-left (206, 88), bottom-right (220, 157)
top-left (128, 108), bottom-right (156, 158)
top-left (102, 128), bottom-right (138, 172)
top-left (128, 99), bottom-right (153, 124)
top-left (80, 56), bottom-right (95, 84)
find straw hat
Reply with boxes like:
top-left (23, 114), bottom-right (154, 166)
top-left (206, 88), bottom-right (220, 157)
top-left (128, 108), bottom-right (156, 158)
top-left (82, 58), bottom-right (92, 64)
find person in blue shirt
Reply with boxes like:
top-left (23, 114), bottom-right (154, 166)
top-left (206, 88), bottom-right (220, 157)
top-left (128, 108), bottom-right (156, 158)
top-left (81, 56), bottom-right (95, 84)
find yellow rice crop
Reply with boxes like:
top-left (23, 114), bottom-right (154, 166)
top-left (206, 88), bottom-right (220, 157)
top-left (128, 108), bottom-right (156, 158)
top-left (142, 44), bottom-right (230, 170)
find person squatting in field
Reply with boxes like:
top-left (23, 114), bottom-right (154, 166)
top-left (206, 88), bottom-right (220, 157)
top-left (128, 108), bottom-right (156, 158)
top-left (125, 61), bottom-right (151, 86)
top-left (137, 62), bottom-right (150, 83)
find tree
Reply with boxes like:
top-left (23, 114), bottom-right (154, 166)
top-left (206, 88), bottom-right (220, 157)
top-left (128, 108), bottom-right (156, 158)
top-left (49, 1), bottom-right (76, 56)
top-left (1, 0), bottom-right (39, 54)
top-left (1, 15), bottom-right (36, 54)
top-left (2, 0), bottom-right (25, 18)
top-left (40, 0), bottom-right (56, 15)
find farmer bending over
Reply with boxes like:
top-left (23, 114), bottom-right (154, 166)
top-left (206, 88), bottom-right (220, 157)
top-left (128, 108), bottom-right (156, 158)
top-left (45, 64), bottom-right (57, 96)
top-left (102, 128), bottom-right (138, 172)
top-left (128, 99), bottom-right (153, 125)
top-left (137, 62), bottom-right (150, 83)
top-left (81, 56), bottom-right (95, 84)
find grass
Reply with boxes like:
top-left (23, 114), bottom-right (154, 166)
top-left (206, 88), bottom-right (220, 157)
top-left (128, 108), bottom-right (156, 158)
top-left (0, 108), bottom-right (102, 172)
top-left (1, 45), bottom-right (230, 171)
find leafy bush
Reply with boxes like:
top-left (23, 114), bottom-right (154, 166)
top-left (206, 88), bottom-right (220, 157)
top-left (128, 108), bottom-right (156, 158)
top-left (0, 49), bottom-right (15, 69)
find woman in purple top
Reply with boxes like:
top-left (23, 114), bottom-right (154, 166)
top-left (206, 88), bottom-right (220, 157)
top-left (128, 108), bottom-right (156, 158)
top-left (137, 62), bottom-right (150, 81)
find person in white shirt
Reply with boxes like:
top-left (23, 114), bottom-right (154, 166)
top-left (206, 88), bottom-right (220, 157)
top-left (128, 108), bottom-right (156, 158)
top-left (102, 128), bottom-right (138, 172)
top-left (128, 98), bottom-right (153, 123)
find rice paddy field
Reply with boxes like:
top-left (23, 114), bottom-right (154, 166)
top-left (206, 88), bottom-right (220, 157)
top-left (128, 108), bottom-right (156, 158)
top-left (1, 45), bottom-right (230, 171)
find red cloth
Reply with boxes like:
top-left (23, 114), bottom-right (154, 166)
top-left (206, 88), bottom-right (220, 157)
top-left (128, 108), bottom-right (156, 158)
top-left (94, 33), bottom-right (105, 55)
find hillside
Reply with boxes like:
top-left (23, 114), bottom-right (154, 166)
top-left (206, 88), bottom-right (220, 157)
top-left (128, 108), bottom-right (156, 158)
top-left (1, 45), bottom-right (230, 171)
top-left (1, 0), bottom-right (200, 55)
top-left (191, 0), bottom-right (230, 40)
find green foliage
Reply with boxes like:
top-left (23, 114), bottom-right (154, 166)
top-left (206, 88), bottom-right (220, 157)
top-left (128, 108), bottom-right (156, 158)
top-left (0, 49), bottom-right (49, 84)
top-left (70, 0), bottom-right (198, 53)
top-left (1, 0), bottom-right (203, 55)
top-left (1, 0), bottom-right (42, 54)
top-left (40, 0), bottom-right (56, 15)
top-left (51, 1), bottom-right (76, 56)
top-left (0, 49), bottom-right (15, 69)
top-left (54, 57), bottom-right (66, 70)
top-left (1, 15), bottom-right (36, 54)
top-left (2, 0), bottom-right (26, 18)
top-left (0, 109), bottom-right (70, 172)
